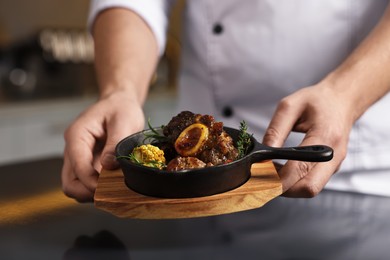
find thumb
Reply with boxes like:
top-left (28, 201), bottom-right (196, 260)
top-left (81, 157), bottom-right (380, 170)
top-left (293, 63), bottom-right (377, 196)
top-left (263, 117), bottom-right (295, 148)
top-left (100, 129), bottom-right (121, 170)
top-left (263, 99), bottom-right (304, 147)
top-left (100, 116), bottom-right (144, 170)
top-left (262, 125), bottom-right (284, 147)
top-left (101, 148), bottom-right (119, 170)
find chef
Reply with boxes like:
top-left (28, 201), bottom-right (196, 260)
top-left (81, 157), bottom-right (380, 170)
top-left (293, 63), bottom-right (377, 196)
top-left (62, 1), bottom-right (390, 258)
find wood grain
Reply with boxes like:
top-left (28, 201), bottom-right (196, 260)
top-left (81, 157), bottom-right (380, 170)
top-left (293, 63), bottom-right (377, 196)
top-left (94, 160), bottom-right (282, 219)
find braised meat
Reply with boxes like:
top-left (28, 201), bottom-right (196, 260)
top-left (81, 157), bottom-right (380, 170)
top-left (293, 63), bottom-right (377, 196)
top-left (163, 111), bottom-right (223, 142)
top-left (163, 111), bottom-right (239, 170)
top-left (166, 156), bottom-right (207, 171)
top-left (199, 131), bottom-right (239, 165)
top-left (163, 111), bottom-right (196, 142)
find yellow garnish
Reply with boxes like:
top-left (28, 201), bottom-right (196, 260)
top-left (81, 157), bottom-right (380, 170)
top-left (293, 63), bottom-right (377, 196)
top-left (131, 144), bottom-right (166, 169)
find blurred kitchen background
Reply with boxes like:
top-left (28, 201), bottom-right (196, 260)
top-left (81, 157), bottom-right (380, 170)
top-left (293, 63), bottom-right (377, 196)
top-left (0, 3), bottom-right (225, 259)
top-left (0, 0), bottom-right (183, 166)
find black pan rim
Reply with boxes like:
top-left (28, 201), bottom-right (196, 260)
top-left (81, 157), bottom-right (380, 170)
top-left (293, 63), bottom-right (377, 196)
top-left (115, 126), bottom-right (255, 176)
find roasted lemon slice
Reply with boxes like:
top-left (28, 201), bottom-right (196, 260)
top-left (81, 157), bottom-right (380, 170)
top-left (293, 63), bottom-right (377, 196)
top-left (174, 123), bottom-right (209, 157)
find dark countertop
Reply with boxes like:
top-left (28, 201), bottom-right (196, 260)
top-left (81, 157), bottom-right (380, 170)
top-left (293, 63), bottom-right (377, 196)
top-left (2, 157), bottom-right (377, 260)
top-left (0, 157), bottom-right (251, 260)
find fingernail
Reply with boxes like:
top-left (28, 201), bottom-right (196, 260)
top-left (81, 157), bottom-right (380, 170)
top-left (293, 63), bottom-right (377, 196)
top-left (101, 154), bottom-right (119, 169)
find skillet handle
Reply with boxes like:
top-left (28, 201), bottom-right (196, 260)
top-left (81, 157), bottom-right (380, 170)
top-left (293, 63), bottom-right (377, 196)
top-left (251, 144), bottom-right (333, 162)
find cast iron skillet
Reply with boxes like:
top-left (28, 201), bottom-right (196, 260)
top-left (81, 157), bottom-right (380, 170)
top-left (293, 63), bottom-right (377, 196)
top-left (116, 127), bottom-right (333, 198)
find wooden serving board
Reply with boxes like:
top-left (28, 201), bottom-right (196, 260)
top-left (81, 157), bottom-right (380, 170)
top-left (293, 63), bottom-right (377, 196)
top-left (94, 160), bottom-right (282, 219)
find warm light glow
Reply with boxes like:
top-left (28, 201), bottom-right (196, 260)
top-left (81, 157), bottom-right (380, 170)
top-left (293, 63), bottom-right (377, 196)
top-left (0, 189), bottom-right (78, 225)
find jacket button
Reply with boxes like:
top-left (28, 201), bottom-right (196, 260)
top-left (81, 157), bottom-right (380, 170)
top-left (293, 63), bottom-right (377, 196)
top-left (222, 106), bottom-right (233, 117)
top-left (213, 23), bottom-right (223, 35)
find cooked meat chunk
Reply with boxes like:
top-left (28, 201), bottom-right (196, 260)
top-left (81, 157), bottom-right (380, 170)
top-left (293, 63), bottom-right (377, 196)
top-left (163, 111), bottom-right (239, 169)
top-left (166, 156), bottom-right (207, 171)
top-left (163, 111), bottom-right (196, 142)
top-left (163, 111), bottom-right (223, 142)
top-left (199, 131), bottom-right (239, 165)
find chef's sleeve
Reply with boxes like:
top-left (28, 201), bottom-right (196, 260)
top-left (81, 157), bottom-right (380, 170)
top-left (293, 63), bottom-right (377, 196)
top-left (88, 0), bottom-right (173, 56)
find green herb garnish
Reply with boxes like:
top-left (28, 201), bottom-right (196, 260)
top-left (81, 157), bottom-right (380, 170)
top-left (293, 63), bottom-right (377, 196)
top-left (116, 153), bottom-right (140, 163)
top-left (142, 118), bottom-right (168, 143)
top-left (117, 143), bottom-right (166, 169)
top-left (237, 120), bottom-right (253, 158)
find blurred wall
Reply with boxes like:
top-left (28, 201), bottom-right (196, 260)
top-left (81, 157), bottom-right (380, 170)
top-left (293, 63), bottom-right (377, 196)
top-left (0, 0), bottom-right (90, 46)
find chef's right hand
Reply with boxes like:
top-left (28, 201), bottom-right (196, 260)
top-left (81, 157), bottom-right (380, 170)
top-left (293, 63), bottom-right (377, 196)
top-left (61, 90), bottom-right (145, 202)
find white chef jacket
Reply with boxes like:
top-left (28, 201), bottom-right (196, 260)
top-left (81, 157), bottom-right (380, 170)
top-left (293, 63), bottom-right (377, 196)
top-left (89, 0), bottom-right (390, 197)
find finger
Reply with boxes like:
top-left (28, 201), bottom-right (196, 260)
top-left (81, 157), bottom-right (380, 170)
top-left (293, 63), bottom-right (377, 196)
top-left (61, 150), bottom-right (95, 202)
top-left (281, 160), bottom-right (337, 198)
top-left (278, 129), bottom-right (341, 198)
top-left (101, 113), bottom-right (144, 170)
top-left (262, 98), bottom-right (305, 147)
top-left (64, 127), bottom-right (99, 193)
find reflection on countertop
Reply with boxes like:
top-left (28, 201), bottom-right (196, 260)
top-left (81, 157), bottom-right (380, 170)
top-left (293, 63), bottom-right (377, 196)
top-left (0, 157), bottom-right (233, 260)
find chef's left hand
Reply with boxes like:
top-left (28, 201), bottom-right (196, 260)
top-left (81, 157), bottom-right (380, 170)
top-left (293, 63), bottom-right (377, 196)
top-left (262, 83), bottom-right (355, 198)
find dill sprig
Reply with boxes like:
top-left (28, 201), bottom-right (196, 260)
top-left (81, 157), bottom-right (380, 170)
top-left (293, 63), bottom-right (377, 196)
top-left (237, 120), bottom-right (253, 158)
